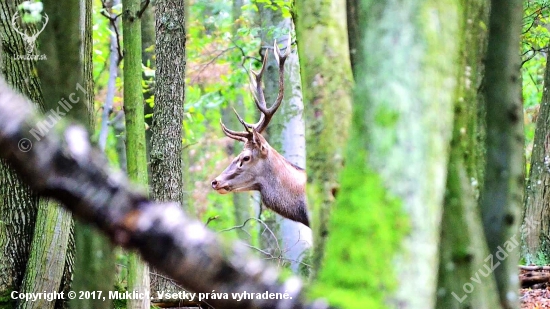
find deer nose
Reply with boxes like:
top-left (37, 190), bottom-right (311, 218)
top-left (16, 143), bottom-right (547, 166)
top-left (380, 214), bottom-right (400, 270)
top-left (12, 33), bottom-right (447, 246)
top-left (211, 179), bottom-right (219, 189)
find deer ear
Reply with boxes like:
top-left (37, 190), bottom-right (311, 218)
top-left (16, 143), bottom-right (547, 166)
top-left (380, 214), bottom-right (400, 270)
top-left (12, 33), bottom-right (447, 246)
top-left (252, 130), bottom-right (269, 156)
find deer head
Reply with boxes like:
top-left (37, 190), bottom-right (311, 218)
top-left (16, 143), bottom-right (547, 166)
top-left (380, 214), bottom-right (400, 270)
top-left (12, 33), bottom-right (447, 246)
top-left (211, 37), bottom-right (309, 227)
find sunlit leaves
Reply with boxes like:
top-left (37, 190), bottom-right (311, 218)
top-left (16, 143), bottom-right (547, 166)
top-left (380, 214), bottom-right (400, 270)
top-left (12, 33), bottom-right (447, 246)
top-left (522, 0), bottom-right (550, 164)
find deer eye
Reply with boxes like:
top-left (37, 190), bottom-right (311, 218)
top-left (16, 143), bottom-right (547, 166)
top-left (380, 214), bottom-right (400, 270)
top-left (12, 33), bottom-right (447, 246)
top-left (242, 156), bottom-right (251, 162)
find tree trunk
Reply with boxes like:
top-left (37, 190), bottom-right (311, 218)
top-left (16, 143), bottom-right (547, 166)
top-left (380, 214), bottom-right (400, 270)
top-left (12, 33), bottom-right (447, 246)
top-left (35, 1), bottom-right (114, 308)
top-left (294, 0), bottom-right (353, 278)
top-left (228, 0), bottom-right (254, 239)
top-left (0, 3), bottom-right (43, 306)
top-left (310, 0), bottom-right (458, 307)
top-left (436, 1), bottom-right (501, 307)
top-left (522, 44), bottom-right (550, 265)
top-left (122, 0), bottom-right (150, 307)
top-left (150, 0), bottom-right (186, 299)
top-left (480, 1), bottom-right (524, 307)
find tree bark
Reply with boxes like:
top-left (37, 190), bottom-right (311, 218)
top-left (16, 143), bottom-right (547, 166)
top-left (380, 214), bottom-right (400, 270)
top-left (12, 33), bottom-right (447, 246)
top-left (311, 1), bottom-right (458, 307)
top-left (0, 3), bottom-right (43, 305)
top-left (33, 1), bottom-right (113, 309)
top-left (122, 0), bottom-right (150, 307)
top-left (436, 1), bottom-right (501, 307)
top-left (522, 43), bottom-right (550, 264)
top-left (150, 0), bottom-right (186, 299)
top-left (480, 1), bottom-right (524, 307)
top-left (294, 0), bottom-right (353, 278)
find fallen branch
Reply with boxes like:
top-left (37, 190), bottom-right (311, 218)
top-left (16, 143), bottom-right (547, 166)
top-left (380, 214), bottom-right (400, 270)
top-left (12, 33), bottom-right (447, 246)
top-left (0, 78), bottom-right (331, 309)
top-left (519, 265), bottom-right (550, 271)
top-left (520, 272), bottom-right (550, 287)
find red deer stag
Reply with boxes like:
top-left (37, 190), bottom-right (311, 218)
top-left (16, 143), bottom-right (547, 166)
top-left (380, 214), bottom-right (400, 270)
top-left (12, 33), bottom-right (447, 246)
top-left (211, 39), bottom-right (309, 227)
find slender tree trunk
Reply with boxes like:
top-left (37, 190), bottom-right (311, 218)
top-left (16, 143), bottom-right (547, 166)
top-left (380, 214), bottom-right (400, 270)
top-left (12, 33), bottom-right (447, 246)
top-left (0, 4), bottom-right (42, 305)
top-left (150, 0), bottom-right (186, 299)
top-left (122, 0), bottom-right (150, 307)
top-left (99, 0), bottom-right (122, 152)
top-left (522, 48), bottom-right (550, 264)
top-left (151, 0), bottom-right (185, 206)
top-left (312, 1), bottom-right (458, 307)
top-left (228, 0), bottom-right (254, 239)
top-left (294, 0), bottom-right (353, 278)
top-left (480, 1), bottom-right (524, 308)
top-left (345, 0), bottom-right (360, 77)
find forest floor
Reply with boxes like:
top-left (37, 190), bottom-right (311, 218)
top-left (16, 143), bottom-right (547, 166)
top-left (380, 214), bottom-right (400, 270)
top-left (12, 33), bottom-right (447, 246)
top-left (521, 266), bottom-right (550, 308)
top-left (521, 288), bottom-right (550, 308)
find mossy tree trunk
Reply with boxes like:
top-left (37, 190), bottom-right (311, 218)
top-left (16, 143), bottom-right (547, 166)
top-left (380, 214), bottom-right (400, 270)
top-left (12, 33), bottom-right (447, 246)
top-left (122, 0), bottom-right (150, 307)
top-left (35, 1), bottom-right (114, 308)
top-left (294, 0), bottom-right (353, 278)
top-left (435, 1), bottom-right (501, 307)
top-left (0, 3), bottom-right (43, 307)
top-left (310, 1), bottom-right (459, 308)
top-left (480, 1), bottom-right (524, 308)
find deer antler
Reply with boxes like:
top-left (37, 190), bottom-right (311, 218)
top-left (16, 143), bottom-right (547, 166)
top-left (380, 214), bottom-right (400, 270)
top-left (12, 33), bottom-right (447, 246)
top-left (221, 35), bottom-right (291, 142)
top-left (35, 14), bottom-right (48, 37)
top-left (11, 12), bottom-right (27, 38)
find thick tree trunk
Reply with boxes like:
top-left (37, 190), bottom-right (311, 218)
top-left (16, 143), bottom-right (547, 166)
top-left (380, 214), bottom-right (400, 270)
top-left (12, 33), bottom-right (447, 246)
top-left (34, 1), bottom-right (113, 309)
top-left (311, 1), bottom-right (458, 307)
top-left (0, 3), bottom-right (42, 305)
top-left (151, 0), bottom-right (185, 209)
top-left (436, 1), bottom-right (501, 307)
top-left (480, 1), bottom-right (524, 307)
top-left (294, 0), bottom-right (353, 278)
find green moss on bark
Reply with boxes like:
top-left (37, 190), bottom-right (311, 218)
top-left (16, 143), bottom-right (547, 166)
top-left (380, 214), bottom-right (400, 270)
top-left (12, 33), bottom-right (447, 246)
top-left (310, 149), bottom-right (408, 308)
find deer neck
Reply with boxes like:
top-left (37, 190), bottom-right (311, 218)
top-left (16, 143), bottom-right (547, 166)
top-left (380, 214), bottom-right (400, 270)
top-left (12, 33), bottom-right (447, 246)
top-left (258, 150), bottom-right (309, 226)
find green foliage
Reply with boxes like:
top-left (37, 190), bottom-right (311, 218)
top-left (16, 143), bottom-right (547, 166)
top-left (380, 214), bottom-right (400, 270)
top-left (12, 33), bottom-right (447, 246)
top-left (243, 0), bottom-right (293, 18)
top-left (112, 283), bottom-right (127, 309)
top-left (17, 1), bottom-right (44, 23)
top-left (0, 289), bottom-right (15, 309)
top-left (183, 0), bottom-right (274, 227)
top-left (522, 0), bottom-right (550, 167)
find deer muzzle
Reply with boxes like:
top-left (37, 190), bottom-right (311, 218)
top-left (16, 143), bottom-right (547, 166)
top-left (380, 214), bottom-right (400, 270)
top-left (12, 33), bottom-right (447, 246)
top-left (211, 179), bottom-right (230, 194)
